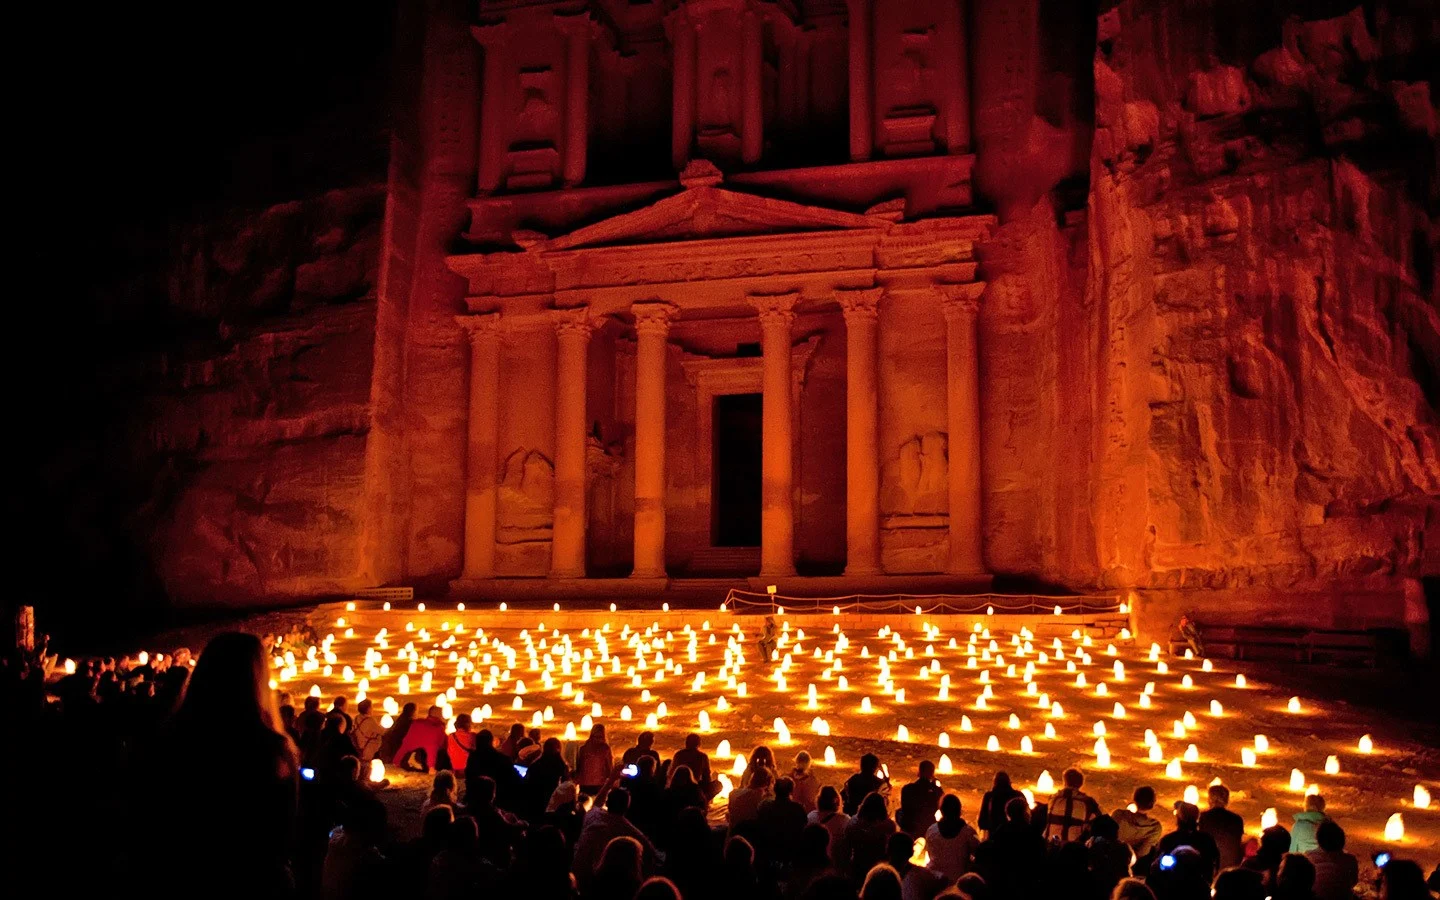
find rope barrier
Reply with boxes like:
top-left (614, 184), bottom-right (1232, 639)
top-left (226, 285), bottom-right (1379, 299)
top-left (721, 589), bottom-right (1125, 617)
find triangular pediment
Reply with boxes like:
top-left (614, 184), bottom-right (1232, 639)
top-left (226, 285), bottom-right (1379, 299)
top-left (543, 185), bottom-right (887, 251)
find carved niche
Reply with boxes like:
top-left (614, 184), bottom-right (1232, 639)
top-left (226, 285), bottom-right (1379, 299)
top-left (497, 447), bottom-right (555, 541)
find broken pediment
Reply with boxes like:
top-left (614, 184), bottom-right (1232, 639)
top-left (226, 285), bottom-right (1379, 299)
top-left (542, 184), bottom-right (888, 251)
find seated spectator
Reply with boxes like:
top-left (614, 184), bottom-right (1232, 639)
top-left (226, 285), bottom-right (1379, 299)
top-left (887, 830), bottom-right (944, 900)
top-left (421, 769), bottom-right (459, 820)
top-left (319, 789), bottom-right (387, 900)
top-left (505, 825), bottom-right (577, 900)
top-left (1211, 867), bottom-right (1265, 900)
top-left (636, 875), bottom-right (685, 900)
top-left (394, 806), bottom-right (453, 887)
top-left (1241, 825), bottom-right (1291, 890)
top-left (627, 755), bottom-right (667, 837)
top-left (975, 797), bottom-right (1045, 900)
top-left (467, 774), bottom-right (526, 867)
top-left (758, 776), bottom-right (810, 864)
top-left (791, 750), bottom-right (821, 812)
top-left (393, 704), bottom-right (447, 772)
top-left (350, 698), bottom-right (384, 762)
top-left (665, 806), bottom-right (723, 900)
top-left (1113, 786), bottom-right (1164, 872)
top-left (498, 722), bottom-right (526, 759)
top-left (862, 863), bottom-right (905, 900)
top-left (1089, 814), bottom-right (1135, 899)
top-left (622, 731), bottom-right (662, 768)
top-left (445, 713), bottom-right (476, 772)
top-left (1290, 795), bottom-right (1329, 855)
top-left (1305, 821), bottom-right (1358, 900)
top-left (572, 786), bottom-right (657, 886)
top-left (720, 836), bottom-right (762, 900)
top-left (378, 702), bottom-right (415, 762)
top-left (590, 836), bottom-right (645, 900)
top-left (663, 764), bottom-right (708, 829)
top-left (899, 761), bottom-right (944, 838)
top-left (787, 824), bottom-right (838, 900)
top-left (977, 773), bottom-right (1023, 837)
top-left (954, 872), bottom-right (989, 900)
top-left (329, 695), bottom-right (353, 731)
top-left (925, 794), bottom-right (981, 884)
top-left (844, 753), bottom-right (889, 815)
top-left (839, 792), bottom-right (899, 882)
top-left (466, 728), bottom-right (523, 811)
top-left (1045, 767), bottom-right (1100, 844)
top-left (1146, 844), bottom-right (1209, 900)
top-left (1378, 859), bottom-right (1428, 900)
top-left (1112, 877), bottom-right (1158, 900)
top-left (810, 785), bottom-right (853, 869)
top-left (428, 812), bottom-right (493, 899)
top-left (673, 733), bottom-right (714, 793)
top-left (748, 745), bottom-right (780, 786)
top-left (1156, 801), bottom-right (1220, 883)
top-left (1199, 784), bottom-right (1246, 871)
top-left (729, 764), bottom-right (775, 829)
top-left (1274, 853), bottom-right (1318, 900)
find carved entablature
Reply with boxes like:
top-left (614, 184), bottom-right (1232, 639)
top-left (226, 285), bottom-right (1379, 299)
top-left (446, 170), bottom-right (996, 319)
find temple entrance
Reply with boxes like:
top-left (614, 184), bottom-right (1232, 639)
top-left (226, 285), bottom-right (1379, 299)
top-left (711, 393), bottom-right (763, 547)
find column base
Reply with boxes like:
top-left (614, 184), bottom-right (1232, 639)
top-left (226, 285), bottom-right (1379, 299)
top-left (843, 564), bottom-right (883, 577)
top-left (759, 568), bottom-right (797, 579)
top-left (549, 569), bottom-right (587, 579)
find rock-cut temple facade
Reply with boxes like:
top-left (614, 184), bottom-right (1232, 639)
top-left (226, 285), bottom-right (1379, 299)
top-left (317, 0), bottom-right (1438, 643)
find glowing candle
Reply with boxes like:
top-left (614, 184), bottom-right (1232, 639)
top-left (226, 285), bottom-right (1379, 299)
top-left (937, 754), bottom-right (953, 775)
top-left (699, 710), bottom-right (711, 732)
top-left (1210, 700), bottom-right (1224, 716)
top-left (1183, 711), bottom-right (1197, 729)
top-left (1262, 808), bottom-right (1278, 829)
top-left (1021, 735), bottom-right (1035, 753)
top-left (621, 705), bottom-right (632, 720)
top-left (1165, 759), bottom-right (1183, 779)
top-left (732, 756), bottom-right (747, 776)
top-left (381, 714), bottom-right (394, 728)
top-left (961, 715), bottom-right (974, 732)
top-left (369, 759), bottom-right (385, 783)
top-left (1173, 721), bottom-right (1186, 739)
top-left (1235, 674), bottom-right (1246, 688)
top-left (1050, 702), bottom-right (1064, 719)
top-left (1290, 768), bottom-right (1306, 791)
top-left (1325, 755), bottom-right (1340, 775)
top-left (716, 739), bottom-right (731, 757)
top-left (1009, 714), bottom-right (1021, 730)
top-left (1414, 785), bottom-right (1431, 809)
top-left (1113, 702), bottom-right (1127, 718)
top-left (1094, 738), bottom-right (1111, 767)
top-left (1241, 748), bottom-right (1257, 767)
top-left (1182, 675), bottom-right (1193, 689)
top-left (807, 684), bottom-right (818, 709)
top-left (1384, 813), bottom-right (1404, 841)
top-left (717, 696), bottom-right (730, 711)
top-left (861, 696), bottom-right (873, 713)
top-left (1043, 724), bottom-right (1056, 740)
top-left (564, 722), bottom-right (577, 740)
top-left (896, 724), bottom-right (910, 742)
top-left (1113, 661), bottom-right (1125, 681)
top-left (1184, 744), bottom-right (1199, 763)
top-left (1037, 770), bottom-right (1055, 793)
top-left (1358, 734), bottom-right (1374, 753)
top-left (938, 732), bottom-right (950, 748)
top-left (1255, 734), bottom-right (1269, 753)
top-left (986, 735), bottom-right (1000, 752)
top-left (1149, 744), bottom-right (1163, 763)
top-left (1139, 693), bottom-right (1152, 709)
top-left (1287, 696), bottom-right (1302, 713)
top-left (825, 746), bottom-right (837, 766)
top-left (531, 711), bottom-right (543, 727)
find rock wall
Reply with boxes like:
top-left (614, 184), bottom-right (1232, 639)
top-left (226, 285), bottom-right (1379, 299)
top-left (127, 186), bottom-right (385, 607)
top-left (1079, 0), bottom-right (1440, 631)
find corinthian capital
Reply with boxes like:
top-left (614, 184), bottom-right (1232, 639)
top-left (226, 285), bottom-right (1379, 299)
top-left (550, 304), bottom-right (594, 337)
top-left (750, 292), bottom-right (800, 326)
top-left (632, 301), bottom-right (678, 337)
top-left (837, 287), bottom-right (883, 323)
top-left (456, 312), bottom-right (502, 343)
top-left (938, 282), bottom-right (985, 321)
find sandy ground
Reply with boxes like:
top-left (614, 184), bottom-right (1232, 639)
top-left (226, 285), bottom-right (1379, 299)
top-left (158, 605), bottom-right (1440, 871)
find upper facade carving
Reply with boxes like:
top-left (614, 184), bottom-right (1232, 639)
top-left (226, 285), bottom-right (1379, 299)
top-left (469, 0), bottom-right (974, 198)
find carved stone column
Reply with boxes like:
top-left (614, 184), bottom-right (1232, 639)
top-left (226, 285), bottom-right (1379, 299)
top-left (458, 313), bottom-right (503, 579)
top-left (752, 293), bottom-right (799, 577)
top-left (845, 0), bottom-right (872, 161)
top-left (839, 289), bottom-right (883, 575)
top-left (940, 284), bottom-right (986, 574)
top-left (631, 301), bottom-right (676, 579)
top-left (558, 13), bottom-right (591, 187)
top-left (668, 10), bottom-right (695, 171)
top-left (472, 22), bottom-right (509, 194)
top-left (550, 306), bottom-right (593, 578)
top-left (741, 8), bottom-right (764, 165)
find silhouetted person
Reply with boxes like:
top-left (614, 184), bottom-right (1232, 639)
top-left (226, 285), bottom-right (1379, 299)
top-left (843, 753), bottom-right (888, 815)
top-left (636, 875), bottom-right (685, 900)
top-left (504, 825), bottom-right (577, 900)
top-left (1289, 794), bottom-right (1329, 854)
top-left (466, 728), bottom-right (523, 810)
top-left (898, 760), bottom-right (943, 837)
top-left (1114, 786), bottom-right (1163, 873)
top-left (1199, 784), bottom-right (1245, 871)
top-left (350, 698), bottom-right (384, 762)
top-left (590, 836), bottom-right (645, 900)
top-left (1146, 844), bottom-right (1210, 900)
top-left (862, 863), bottom-right (905, 900)
top-left (839, 792), bottom-right (898, 882)
top-left (129, 632), bottom-right (299, 894)
top-left (665, 805), bottom-right (723, 900)
top-left (758, 776), bottom-right (810, 865)
top-left (673, 732), bottom-right (713, 792)
top-left (622, 731), bottom-right (661, 768)
top-left (1305, 820), bottom-right (1358, 900)
top-left (1274, 853), bottom-right (1318, 900)
top-left (810, 785), bottom-right (852, 869)
top-left (445, 712), bottom-right (476, 771)
top-left (977, 773), bottom-right (1023, 837)
top-left (468, 774), bottom-right (525, 867)
top-left (1045, 767), bottom-right (1100, 844)
top-left (378, 702), bottom-right (416, 761)
top-left (1211, 867), bottom-right (1266, 900)
top-left (1090, 814), bottom-right (1135, 899)
top-left (393, 704), bottom-right (446, 772)
top-left (791, 750), bottom-right (821, 812)
top-left (1241, 825), bottom-right (1291, 890)
top-left (887, 830), bottom-right (944, 900)
top-left (524, 737), bottom-right (570, 819)
top-left (925, 793), bottom-right (980, 883)
top-left (575, 723), bottom-right (614, 795)
top-left (1157, 802), bottom-right (1220, 883)
top-left (975, 796), bottom-right (1045, 900)
top-left (573, 786), bottom-right (657, 884)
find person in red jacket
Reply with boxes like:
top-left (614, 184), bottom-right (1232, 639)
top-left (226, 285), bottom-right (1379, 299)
top-left (394, 705), bottom-right (448, 772)
top-left (445, 713), bottom-right (476, 772)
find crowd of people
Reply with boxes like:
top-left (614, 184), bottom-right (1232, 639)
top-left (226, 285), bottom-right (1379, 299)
top-left (3, 629), bottom-right (1436, 900)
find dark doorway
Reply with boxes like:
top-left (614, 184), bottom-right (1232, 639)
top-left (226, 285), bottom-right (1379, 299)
top-left (712, 393), bottom-right (763, 547)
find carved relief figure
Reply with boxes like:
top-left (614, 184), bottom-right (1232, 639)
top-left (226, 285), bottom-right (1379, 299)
top-left (896, 431), bottom-right (948, 514)
top-left (497, 448), bottom-right (554, 538)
